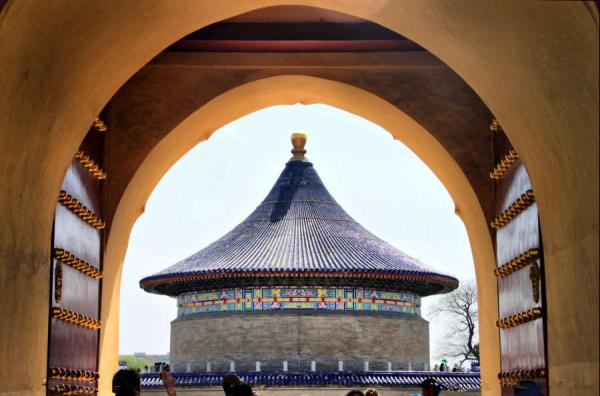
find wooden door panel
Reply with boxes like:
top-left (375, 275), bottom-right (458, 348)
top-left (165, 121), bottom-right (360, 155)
top-left (500, 321), bottom-right (545, 371)
top-left (47, 120), bottom-right (106, 396)
top-left (492, 123), bottom-right (547, 394)
top-left (495, 164), bottom-right (539, 268)
top-left (54, 262), bottom-right (100, 317)
top-left (495, 160), bottom-right (531, 214)
top-left (53, 205), bottom-right (101, 271)
top-left (498, 258), bottom-right (541, 317)
top-left (61, 160), bottom-right (102, 214)
top-left (48, 321), bottom-right (99, 370)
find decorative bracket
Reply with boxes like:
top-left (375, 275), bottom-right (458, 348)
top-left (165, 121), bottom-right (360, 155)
top-left (490, 149), bottom-right (519, 180)
top-left (496, 307), bottom-right (543, 329)
top-left (48, 383), bottom-right (98, 395)
top-left (74, 150), bottom-right (107, 180)
top-left (57, 191), bottom-right (105, 229)
top-left (529, 260), bottom-right (541, 303)
top-left (51, 307), bottom-right (102, 330)
top-left (48, 367), bottom-right (99, 382)
top-left (494, 249), bottom-right (539, 278)
top-left (498, 368), bottom-right (546, 388)
top-left (54, 248), bottom-right (102, 279)
top-left (490, 190), bottom-right (535, 229)
top-left (54, 262), bottom-right (63, 303)
top-left (489, 118), bottom-right (502, 131)
top-left (92, 117), bottom-right (107, 132)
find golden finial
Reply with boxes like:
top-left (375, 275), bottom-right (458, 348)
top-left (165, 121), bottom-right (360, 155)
top-left (290, 132), bottom-right (307, 161)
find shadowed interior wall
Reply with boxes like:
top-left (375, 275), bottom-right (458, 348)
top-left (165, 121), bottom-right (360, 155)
top-left (103, 51), bottom-right (494, 226)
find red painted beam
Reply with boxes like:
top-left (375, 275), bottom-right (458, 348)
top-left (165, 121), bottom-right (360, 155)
top-left (168, 39), bottom-right (423, 52)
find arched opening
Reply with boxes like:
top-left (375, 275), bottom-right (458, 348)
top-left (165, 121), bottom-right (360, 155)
top-left (0, 2), bottom-right (596, 395)
top-left (118, 103), bottom-right (480, 376)
top-left (102, 75), bottom-right (497, 392)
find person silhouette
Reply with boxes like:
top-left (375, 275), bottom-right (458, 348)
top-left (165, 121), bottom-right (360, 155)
top-left (421, 378), bottom-right (443, 396)
top-left (112, 369), bottom-right (140, 396)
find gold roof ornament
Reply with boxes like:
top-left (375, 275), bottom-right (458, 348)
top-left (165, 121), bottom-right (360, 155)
top-left (290, 132), bottom-right (307, 161)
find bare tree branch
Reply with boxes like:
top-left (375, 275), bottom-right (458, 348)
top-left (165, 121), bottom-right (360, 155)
top-left (430, 280), bottom-right (479, 367)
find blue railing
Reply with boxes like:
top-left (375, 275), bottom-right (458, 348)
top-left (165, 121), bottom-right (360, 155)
top-left (140, 371), bottom-right (480, 392)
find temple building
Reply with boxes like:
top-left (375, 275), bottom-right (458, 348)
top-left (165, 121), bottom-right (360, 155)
top-left (140, 133), bottom-right (459, 374)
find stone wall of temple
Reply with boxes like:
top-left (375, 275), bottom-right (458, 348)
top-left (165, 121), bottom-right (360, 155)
top-left (170, 312), bottom-right (429, 373)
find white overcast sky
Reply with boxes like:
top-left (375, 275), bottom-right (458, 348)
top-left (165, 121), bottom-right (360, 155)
top-left (119, 104), bottom-right (476, 365)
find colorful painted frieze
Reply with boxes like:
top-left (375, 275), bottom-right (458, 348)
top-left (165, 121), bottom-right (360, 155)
top-left (177, 286), bottom-right (420, 317)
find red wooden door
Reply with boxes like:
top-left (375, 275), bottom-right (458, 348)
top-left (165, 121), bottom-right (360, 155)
top-left (46, 118), bottom-right (108, 395)
top-left (491, 120), bottom-right (548, 395)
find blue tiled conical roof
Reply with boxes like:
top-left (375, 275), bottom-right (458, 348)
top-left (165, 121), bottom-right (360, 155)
top-left (140, 135), bottom-right (458, 296)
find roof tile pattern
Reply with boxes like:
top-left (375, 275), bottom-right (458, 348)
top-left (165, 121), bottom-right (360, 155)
top-left (140, 160), bottom-right (458, 296)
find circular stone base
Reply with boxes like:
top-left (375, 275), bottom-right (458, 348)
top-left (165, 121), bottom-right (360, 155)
top-left (170, 312), bottom-right (429, 372)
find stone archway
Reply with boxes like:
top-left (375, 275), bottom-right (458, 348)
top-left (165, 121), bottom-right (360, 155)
top-left (0, 2), bottom-right (597, 395)
top-left (101, 75), bottom-right (498, 393)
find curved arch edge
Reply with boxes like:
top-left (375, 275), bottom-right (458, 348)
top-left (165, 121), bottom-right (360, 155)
top-left (101, 75), bottom-right (498, 394)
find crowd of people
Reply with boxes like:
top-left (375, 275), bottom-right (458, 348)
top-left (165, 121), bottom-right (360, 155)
top-left (112, 370), bottom-right (444, 396)
top-left (433, 362), bottom-right (464, 372)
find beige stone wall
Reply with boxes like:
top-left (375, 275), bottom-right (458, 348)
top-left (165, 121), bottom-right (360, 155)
top-left (171, 313), bottom-right (428, 373)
